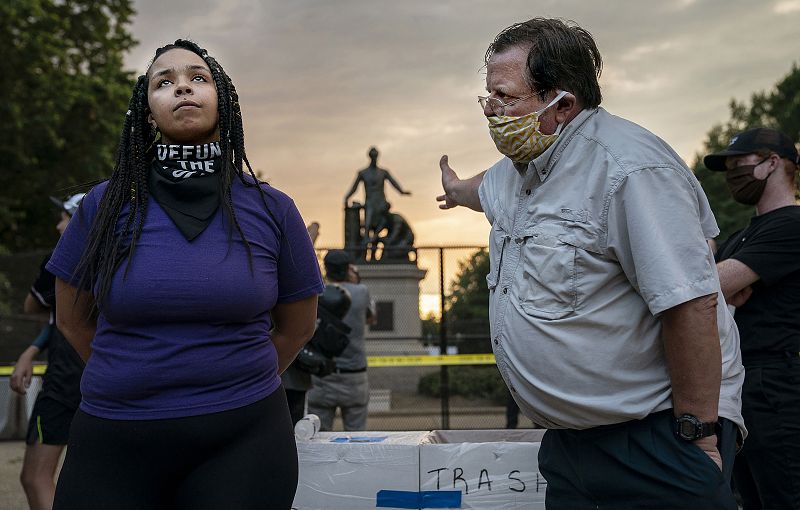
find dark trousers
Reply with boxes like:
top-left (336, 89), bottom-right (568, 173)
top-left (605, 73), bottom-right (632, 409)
top-left (506, 391), bottom-right (520, 429)
top-left (733, 358), bottom-right (800, 510)
top-left (539, 410), bottom-right (738, 510)
top-left (53, 388), bottom-right (298, 510)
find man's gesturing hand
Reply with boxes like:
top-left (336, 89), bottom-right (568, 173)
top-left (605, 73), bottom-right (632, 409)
top-left (436, 155), bottom-right (460, 210)
top-left (436, 155), bottom-right (485, 212)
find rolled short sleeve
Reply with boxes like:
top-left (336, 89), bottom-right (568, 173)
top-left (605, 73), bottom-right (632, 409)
top-left (45, 183), bottom-right (104, 287)
top-left (606, 167), bottom-right (718, 316)
top-left (478, 159), bottom-right (509, 226)
top-left (276, 200), bottom-right (324, 303)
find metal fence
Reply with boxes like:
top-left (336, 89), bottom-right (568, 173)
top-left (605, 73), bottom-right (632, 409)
top-left (314, 245), bottom-right (522, 432)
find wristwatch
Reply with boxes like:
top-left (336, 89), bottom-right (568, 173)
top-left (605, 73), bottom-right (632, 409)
top-left (673, 414), bottom-right (718, 441)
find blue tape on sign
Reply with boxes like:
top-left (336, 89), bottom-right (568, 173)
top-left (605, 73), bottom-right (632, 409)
top-left (376, 490), bottom-right (462, 509)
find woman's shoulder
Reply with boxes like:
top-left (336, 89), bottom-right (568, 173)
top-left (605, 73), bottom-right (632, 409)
top-left (235, 173), bottom-right (296, 211)
top-left (73, 179), bottom-right (110, 219)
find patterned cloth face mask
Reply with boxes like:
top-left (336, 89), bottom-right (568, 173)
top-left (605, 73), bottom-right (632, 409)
top-left (487, 90), bottom-right (568, 164)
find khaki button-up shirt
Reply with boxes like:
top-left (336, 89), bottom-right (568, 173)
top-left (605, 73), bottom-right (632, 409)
top-left (479, 107), bottom-right (744, 432)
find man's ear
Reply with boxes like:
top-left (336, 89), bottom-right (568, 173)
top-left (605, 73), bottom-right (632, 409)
top-left (553, 92), bottom-right (577, 125)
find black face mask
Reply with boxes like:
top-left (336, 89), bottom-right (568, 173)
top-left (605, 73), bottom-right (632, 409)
top-left (726, 158), bottom-right (769, 205)
top-left (148, 142), bottom-right (223, 241)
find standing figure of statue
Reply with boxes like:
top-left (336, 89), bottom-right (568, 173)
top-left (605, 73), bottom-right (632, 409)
top-left (344, 147), bottom-right (411, 257)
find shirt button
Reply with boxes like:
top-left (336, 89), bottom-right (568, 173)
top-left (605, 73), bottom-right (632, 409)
top-left (494, 338), bottom-right (499, 345)
top-left (525, 189), bottom-right (531, 195)
top-left (502, 287), bottom-right (508, 294)
top-left (542, 169), bottom-right (548, 175)
top-left (515, 237), bottom-right (523, 244)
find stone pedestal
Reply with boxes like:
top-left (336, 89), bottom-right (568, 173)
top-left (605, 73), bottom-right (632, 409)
top-left (356, 263), bottom-right (427, 342)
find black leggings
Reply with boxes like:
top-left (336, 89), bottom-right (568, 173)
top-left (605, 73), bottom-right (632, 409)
top-left (53, 387), bottom-right (298, 510)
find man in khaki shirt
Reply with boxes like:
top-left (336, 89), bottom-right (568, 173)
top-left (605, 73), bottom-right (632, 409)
top-left (436, 18), bottom-right (744, 509)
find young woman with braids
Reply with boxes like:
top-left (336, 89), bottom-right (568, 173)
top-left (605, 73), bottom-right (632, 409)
top-left (46, 40), bottom-right (323, 509)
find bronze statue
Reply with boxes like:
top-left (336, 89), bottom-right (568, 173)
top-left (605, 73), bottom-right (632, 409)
top-left (373, 212), bottom-right (415, 262)
top-left (344, 147), bottom-right (415, 262)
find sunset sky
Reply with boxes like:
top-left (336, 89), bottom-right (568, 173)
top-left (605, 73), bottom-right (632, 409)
top-left (126, 0), bottom-right (800, 311)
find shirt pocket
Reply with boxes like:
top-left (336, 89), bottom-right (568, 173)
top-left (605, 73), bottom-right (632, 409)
top-left (519, 226), bottom-right (578, 320)
top-left (486, 217), bottom-right (510, 292)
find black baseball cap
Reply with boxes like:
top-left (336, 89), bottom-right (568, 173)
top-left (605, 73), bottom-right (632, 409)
top-left (704, 128), bottom-right (798, 172)
top-left (323, 250), bottom-right (352, 270)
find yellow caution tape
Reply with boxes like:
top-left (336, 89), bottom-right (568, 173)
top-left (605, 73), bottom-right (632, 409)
top-left (367, 354), bottom-right (496, 367)
top-left (0, 355), bottom-right (495, 376)
top-left (0, 365), bottom-right (47, 376)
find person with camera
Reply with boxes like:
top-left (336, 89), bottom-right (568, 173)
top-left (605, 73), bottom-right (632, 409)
top-left (307, 250), bottom-right (375, 431)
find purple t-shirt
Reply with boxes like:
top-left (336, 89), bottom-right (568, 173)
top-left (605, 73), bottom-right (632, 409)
top-left (47, 178), bottom-right (323, 420)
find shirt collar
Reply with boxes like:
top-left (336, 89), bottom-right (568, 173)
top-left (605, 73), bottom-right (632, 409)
top-left (528, 108), bottom-right (599, 182)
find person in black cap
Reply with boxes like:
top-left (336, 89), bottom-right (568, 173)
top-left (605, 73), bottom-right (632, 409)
top-left (705, 127), bottom-right (800, 509)
top-left (10, 193), bottom-right (85, 510)
top-left (307, 250), bottom-right (376, 431)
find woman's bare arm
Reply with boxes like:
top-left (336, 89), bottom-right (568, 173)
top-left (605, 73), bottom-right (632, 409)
top-left (271, 294), bottom-right (318, 374)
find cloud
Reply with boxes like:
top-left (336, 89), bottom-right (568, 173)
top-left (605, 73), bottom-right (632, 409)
top-left (620, 41), bottom-right (682, 62)
top-left (774, 0), bottom-right (800, 13)
top-left (127, 0), bottom-right (800, 248)
top-left (602, 67), bottom-right (668, 94)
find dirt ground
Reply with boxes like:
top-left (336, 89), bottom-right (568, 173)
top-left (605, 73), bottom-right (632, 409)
top-left (0, 441), bottom-right (29, 510)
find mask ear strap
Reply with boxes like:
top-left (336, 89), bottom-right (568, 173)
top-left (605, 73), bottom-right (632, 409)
top-left (547, 91), bottom-right (569, 135)
top-left (548, 90), bottom-right (568, 107)
top-left (536, 90), bottom-right (570, 115)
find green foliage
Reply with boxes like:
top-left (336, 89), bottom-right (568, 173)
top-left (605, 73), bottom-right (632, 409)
top-left (417, 366), bottom-right (507, 404)
top-left (421, 312), bottom-right (439, 345)
top-left (445, 249), bottom-right (491, 353)
top-left (693, 64), bottom-right (800, 241)
top-left (0, 0), bottom-right (136, 252)
top-left (0, 244), bottom-right (11, 316)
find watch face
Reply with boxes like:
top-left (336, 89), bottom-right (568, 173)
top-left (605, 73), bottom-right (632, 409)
top-left (678, 420), bottom-right (697, 439)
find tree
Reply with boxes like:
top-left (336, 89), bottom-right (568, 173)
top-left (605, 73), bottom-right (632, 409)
top-left (0, 0), bottom-right (136, 253)
top-left (445, 249), bottom-right (491, 353)
top-left (692, 64), bottom-right (800, 241)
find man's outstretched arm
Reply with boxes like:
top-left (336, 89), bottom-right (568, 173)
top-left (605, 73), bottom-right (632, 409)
top-left (436, 155), bottom-right (485, 212)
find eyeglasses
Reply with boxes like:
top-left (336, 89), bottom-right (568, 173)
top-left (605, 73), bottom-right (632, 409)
top-left (478, 93), bottom-right (537, 116)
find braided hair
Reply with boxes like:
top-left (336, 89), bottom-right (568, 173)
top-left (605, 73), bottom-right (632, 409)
top-left (74, 39), bottom-right (274, 308)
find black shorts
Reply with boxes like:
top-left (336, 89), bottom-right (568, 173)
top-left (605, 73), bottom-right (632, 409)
top-left (26, 395), bottom-right (77, 445)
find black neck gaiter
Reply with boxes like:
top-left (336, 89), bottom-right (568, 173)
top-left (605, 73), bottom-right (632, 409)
top-left (149, 142), bottom-right (223, 241)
